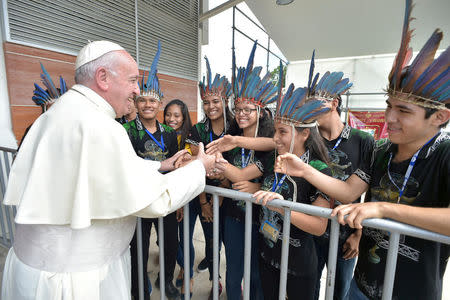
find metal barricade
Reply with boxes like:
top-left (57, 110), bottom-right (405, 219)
top-left (202, 185), bottom-right (450, 300)
top-left (0, 146), bottom-right (17, 249)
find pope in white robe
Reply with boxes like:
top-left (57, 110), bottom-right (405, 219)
top-left (1, 41), bottom-right (217, 300)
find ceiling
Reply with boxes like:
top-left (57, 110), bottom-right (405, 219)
top-left (245, 0), bottom-right (450, 62)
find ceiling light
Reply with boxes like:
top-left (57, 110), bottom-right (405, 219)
top-left (276, 0), bottom-right (294, 5)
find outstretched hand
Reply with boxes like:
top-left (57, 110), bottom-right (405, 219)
top-left (197, 142), bottom-right (228, 176)
top-left (275, 153), bottom-right (307, 177)
top-left (206, 135), bottom-right (236, 155)
top-left (159, 149), bottom-right (188, 172)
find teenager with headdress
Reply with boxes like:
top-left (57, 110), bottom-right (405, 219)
top-left (251, 75), bottom-right (332, 299)
top-left (275, 1), bottom-right (449, 298)
top-left (181, 57), bottom-right (234, 298)
top-left (211, 41), bottom-right (277, 300)
top-left (298, 51), bottom-right (375, 300)
top-left (123, 41), bottom-right (181, 300)
top-left (18, 63), bottom-right (68, 150)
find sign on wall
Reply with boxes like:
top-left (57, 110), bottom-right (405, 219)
top-left (348, 110), bottom-right (388, 140)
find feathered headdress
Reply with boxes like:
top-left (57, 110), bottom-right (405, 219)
top-left (32, 62), bottom-right (68, 113)
top-left (139, 40), bottom-right (163, 101)
top-left (232, 41), bottom-right (278, 108)
top-left (306, 50), bottom-right (353, 101)
top-left (199, 56), bottom-right (232, 101)
top-left (387, 0), bottom-right (449, 110)
top-left (275, 61), bottom-right (330, 127)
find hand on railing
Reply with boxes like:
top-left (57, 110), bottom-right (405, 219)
top-left (232, 181), bottom-right (261, 194)
top-left (331, 202), bottom-right (384, 229)
top-left (253, 190), bottom-right (284, 214)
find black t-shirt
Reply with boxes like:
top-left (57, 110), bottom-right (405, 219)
top-left (355, 133), bottom-right (450, 300)
top-left (123, 116), bottom-right (178, 161)
top-left (222, 147), bottom-right (273, 222)
top-left (316, 124), bottom-right (374, 245)
top-left (259, 149), bottom-right (331, 277)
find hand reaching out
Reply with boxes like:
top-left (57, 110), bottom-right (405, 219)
top-left (274, 153), bottom-right (308, 177)
top-left (205, 135), bottom-right (236, 155)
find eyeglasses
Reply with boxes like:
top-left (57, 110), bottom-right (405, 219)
top-left (233, 108), bottom-right (258, 115)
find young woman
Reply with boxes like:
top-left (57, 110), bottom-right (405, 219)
top-left (179, 57), bottom-right (234, 298)
top-left (163, 99), bottom-right (192, 151)
top-left (252, 84), bottom-right (332, 300)
top-left (216, 42), bottom-right (278, 300)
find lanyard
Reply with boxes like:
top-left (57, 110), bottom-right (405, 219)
top-left (332, 136), bottom-right (343, 150)
top-left (241, 148), bottom-right (252, 168)
top-left (271, 150), bottom-right (309, 193)
top-left (387, 132), bottom-right (439, 203)
top-left (209, 131), bottom-right (224, 143)
top-left (271, 172), bottom-right (287, 193)
top-left (144, 128), bottom-right (165, 151)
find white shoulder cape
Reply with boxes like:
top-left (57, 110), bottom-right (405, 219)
top-left (4, 85), bottom-right (205, 229)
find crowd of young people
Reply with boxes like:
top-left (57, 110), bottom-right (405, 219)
top-left (12, 1), bottom-right (448, 299)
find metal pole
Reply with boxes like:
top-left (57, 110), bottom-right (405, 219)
top-left (324, 220), bottom-right (340, 300)
top-left (232, 5), bottom-right (235, 71)
top-left (134, 2), bottom-right (144, 299)
top-left (199, 0), bottom-right (244, 22)
top-left (158, 217), bottom-right (166, 300)
top-left (266, 36), bottom-right (270, 73)
top-left (212, 194), bottom-right (220, 300)
top-left (381, 232), bottom-right (400, 300)
top-left (136, 218), bottom-right (144, 300)
top-left (183, 204), bottom-right (190, 300)
top-left (243, 201), bottom-right (252, 300)
top-left (278, 208), bottom-right (291, 300)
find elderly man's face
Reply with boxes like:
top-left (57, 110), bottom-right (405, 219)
top-left (108, 51), bottom-right (140, 117)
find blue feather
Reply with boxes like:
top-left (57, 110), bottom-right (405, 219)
top-left (307, 50), bottom-right (315, 91)
top-left (422, 67), bottom-right (449, 96)
top-left (59, 76), bottom-right (67, 94)
top-left (240, 41), bottom-right (257, 96)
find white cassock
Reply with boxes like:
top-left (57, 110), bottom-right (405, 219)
top-left (1, 84), bottom-right (206, 300)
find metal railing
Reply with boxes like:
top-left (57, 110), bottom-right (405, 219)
top-left (1, 147), bottom-right (449, 299)
top-left (0, 147), bottom-right (16, 249)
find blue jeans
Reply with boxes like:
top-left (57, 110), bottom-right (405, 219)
top-left (176, 199), bottom-right (200, 278)
top-left (314, 237), bottom-right (356, 300)
top-left (176, 198), bottom-right (222, 280)
top-left (348, 279), bottom-right (369, 300)
top-left (223, 216), bottom-right (264, 300)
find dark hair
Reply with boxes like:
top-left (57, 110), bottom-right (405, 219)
top-left (424, 105), bottom-right (449, 128)
top-left (230, 107), bottom-right (275, 138)
top-left (295, 126), bottom-right (330, 164)
top-left (163, 99), bottom-right (192, 149)
top-left (335, 95), bottom-right (342, 115)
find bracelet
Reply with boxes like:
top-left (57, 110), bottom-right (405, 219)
top-left (200, 202), bottom-right (209, 206)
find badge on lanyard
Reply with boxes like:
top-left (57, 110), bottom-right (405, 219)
top-left (260, 220), bottom-right (280, 243)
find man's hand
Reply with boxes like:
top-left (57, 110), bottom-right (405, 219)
top-left (196, 142), bottom-right (228, 176)
top-left (232, 181), bottom-right (261, 194)
top-left (205, 135), bottom-right (236, 155)
top-left (342, 230), bottom-right (362, 260)
top-left (176, 208), bottom-right (184, 222)
top-left (201, 202), bottom-right (213, 222)
top-left (331, 202), bottom-right (386, 229)
top-left (159, 149), bottom-right (189, 172)
top-left (275, 153), bottom-right (307, 177)
top-left (174, 152), bottom-right (193, 169)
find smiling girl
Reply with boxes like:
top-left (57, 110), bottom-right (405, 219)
top-left (252, 83), bottom-right (332, 299)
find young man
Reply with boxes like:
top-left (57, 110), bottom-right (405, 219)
top-left (123, 41), bottom-right (181, 300)
top-left (2, 40), bottom-right (224, 300)
top-left (306, 55), bottom-right (374, 300)
top-left (276, 1), bottom-right (449, 298)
